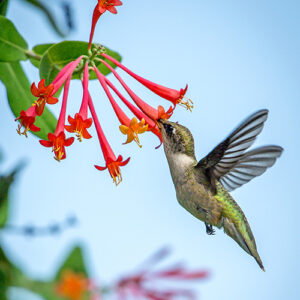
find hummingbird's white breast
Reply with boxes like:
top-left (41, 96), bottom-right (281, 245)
top-left (166, 152), bottom-right (196, 185)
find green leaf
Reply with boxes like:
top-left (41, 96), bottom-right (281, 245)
top-left (29, 43), bottom-right (53, 68)
top-left (0, 242), bottom-right (25, 300)
top-left (0, 16), bottom-right (28, 61)
top-left (23, 0), bottom-right (66, 37)
top-left (0, 244), bottom-right (55, 300)
top-left (39, 41), bottom-right (122, 84)
top-left (0, 163), bottom-right (24, 228)
top-left (0, 62), bottom-right (57, 139)
top-left (0, 247), bottom-right (12, 300)
top-left (55, 245), bottom-right (88, 280)
top-left (0, 0), bottom-right (9, 16)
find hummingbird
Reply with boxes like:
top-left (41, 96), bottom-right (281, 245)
top-left (158, 109), bottom-right (283, 271)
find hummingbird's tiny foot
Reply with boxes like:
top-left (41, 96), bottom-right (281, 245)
top-left (205, 223), bottom-right (215, 235)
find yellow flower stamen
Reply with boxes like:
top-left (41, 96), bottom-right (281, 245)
top-left (75, 130), bottom-right (83, 142)
top-left (54, 151), bottom-right (64, 162)
top-left (52, 145), bottom-right (64, 162)
top-left (108, 162), bottom-right (122, 186)
top-left (178, 96), bottom-right (194, 112)
top-left (16, 124), bottom-right (29, 137)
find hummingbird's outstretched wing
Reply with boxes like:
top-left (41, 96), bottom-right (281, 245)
top-left (218, 146), bottom-right (283, 191)
top-left (196, 109), bottom-right (283, 192)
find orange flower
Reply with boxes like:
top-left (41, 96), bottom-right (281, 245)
top-left (119, 117), bottom-right (148, 147)
top-left (95, 155), bottom-right (130, 185)
top-left (56, 270), bottom-right (89, 300)
top-left (157, 105), bottom-right (174, 120)
top-left (65, 63), bottom-right (93, 142)
top-left (65, 114), bottom-right (92, 142)
top-left (31, 79), bottom-right (58, 116)
top-left (40, 132), bottom-right (74, 162)
top-left (39, 76), bottom-right (74, 161)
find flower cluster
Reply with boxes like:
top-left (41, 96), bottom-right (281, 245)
top-left (115, 248), bottom-right (208, 299)
top-left (15, 1), bottom-right (192, 185)
top-left (55, 248), bottom-right (208, 300)
top-left (16, 44), bottom-right (191, 185)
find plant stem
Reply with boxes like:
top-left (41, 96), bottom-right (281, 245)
top-left (25, 50), bottom-right (42, 61)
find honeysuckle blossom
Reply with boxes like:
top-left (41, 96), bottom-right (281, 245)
top-left (93, 66), bottom-right (148, 147)
top-left (99, 59), bottom-right (174, 121)
top-left (31, 56), bottom-right (84, 117)
top-left (88, 93), bottom-right (130, 185)
top-left (101, 53), bottom-right (193, 111)
top-left (18, 18), bottom-right (192, 184)
top-left (56, 270), bottom-right (89, 300)
top-left (88, 0), bottom-right (123, 49)
top-left (119, 117), bottom-right (148, 147)
top-left (52, 248), bottom-right (209, 299)
top-left (15, 105), bottom-right (40, 137)
top-left (115, 247), bottom-right (209, 300)
top-left (31, 79), bottom-right (58, 116)
top-left (65, 63), bottom-right (93, 141)
top-left (17, 50), bottom-right (190, 182)
top-left (39, 76), bottom-right (74, 161)
top-left (104, 76), bottom-right (163, 147)
top-left (98, 0), bottom-right (122, 14)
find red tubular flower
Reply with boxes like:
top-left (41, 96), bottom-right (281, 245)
top-left (52, 56), bottom-right (84, 95)
top-left (65, 63), bottom-right (93, 142)
top-left (15, 105), bottom-right (40, 137)
top-left (39, 76), bottom-right (74, 161)
top-left (98, 0), bottom-right (122, 14)
top-left (88, 94), bottom-right (130, 185)
top-left (102, 53), bottom-right (193, 111)
top-left (116, 248), bottom-right (209, 300)
top-left (88, 5), bottom-right (102, 50)
top-left (30, 56), bottom-right (84, 117)
top-left (104, 77), bottom-right (157, 129)
top-left (99, 59), bottom-right (172, 121)
top-left (104, 76), bottom-right (163, 148)
top-left (149, 267), bottom-right (208, 280)
top-left (88, 1), bottom-right (123, 49)
top-left (65, 114), bottom-right (92, 142)
top-left (93, 66), bottom-right (148, 147)
top-left (31, 79), bottom-right (58, 116)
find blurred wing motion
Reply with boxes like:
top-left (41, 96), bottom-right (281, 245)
top-left (197, 109), bottom-right (283, 191)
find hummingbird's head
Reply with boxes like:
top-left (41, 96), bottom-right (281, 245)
top-left (158, 119), bottom-right (195, 158)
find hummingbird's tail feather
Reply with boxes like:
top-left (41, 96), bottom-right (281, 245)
top-left (223, 217), bottom-right (265, 271)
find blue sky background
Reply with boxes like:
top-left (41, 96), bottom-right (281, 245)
top-left (0, 0), bottom-right (299, 299)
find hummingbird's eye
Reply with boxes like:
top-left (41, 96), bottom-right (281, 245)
top-left (164, 124), bottom-right (174, 136)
